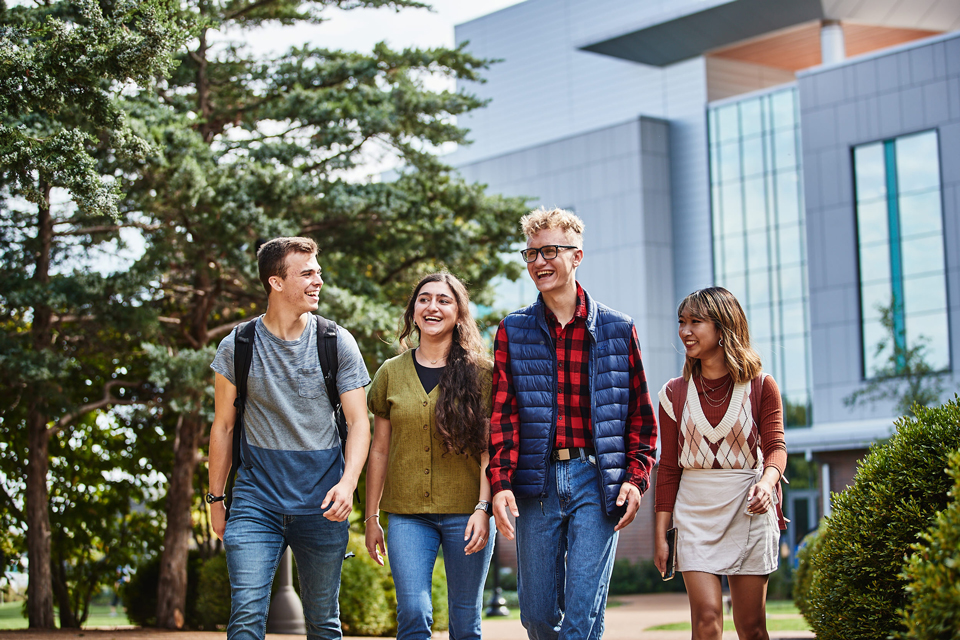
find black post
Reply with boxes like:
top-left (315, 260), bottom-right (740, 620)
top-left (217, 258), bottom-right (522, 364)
top-left (267, 548), bottom-right (306, 634)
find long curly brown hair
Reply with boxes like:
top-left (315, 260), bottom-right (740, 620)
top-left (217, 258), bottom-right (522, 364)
top-left (398, 273), bottom-right (492, 457)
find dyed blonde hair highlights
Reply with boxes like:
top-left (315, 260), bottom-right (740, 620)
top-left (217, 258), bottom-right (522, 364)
top-left (520, 207), bottom-right (584, 246)
top-left (678, 287), bottom-right (762, 383)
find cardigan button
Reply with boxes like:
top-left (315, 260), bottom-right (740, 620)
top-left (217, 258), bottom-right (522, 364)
top-left (424, 446), bottom-right (430, 452)
top-left (422, 400), bottom-right (428, 406)
top-left (424, 469), bottom-right (430, 474)
top-left (424, 492), bottom-right (429, 497)
top-left (423, 424), bottom-right (428, 430)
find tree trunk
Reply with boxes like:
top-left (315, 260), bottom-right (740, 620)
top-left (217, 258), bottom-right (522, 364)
top-left (156, 414), bottom-right (203, 629)
top-left (26, 405), bottom-right (55, 629)
top-left (51, 550), bottom-right (79, 629)
top-left (26, 182), bottom-right (55, 629)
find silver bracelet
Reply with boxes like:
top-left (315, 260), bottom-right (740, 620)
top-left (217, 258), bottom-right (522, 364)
top-left (364, 513), bottom-right (380, 522)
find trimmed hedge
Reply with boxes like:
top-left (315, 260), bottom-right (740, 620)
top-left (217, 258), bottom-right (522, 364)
top-left (898, 448), bottom-right (960, 639)
top-left (792, 526), bottom-right (822, 618)
top-left (122, 550), bottom-right (204, 628)
top-left (801, 398), bottom-right (960, 640)
top-left (195, 553), bottom-right (231, 630)
top-left (339, 528), bottom-right (449, 636)
top-left (608, 558), bottom-right (686, 595)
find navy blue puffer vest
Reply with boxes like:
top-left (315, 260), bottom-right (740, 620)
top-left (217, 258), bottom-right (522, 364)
top-left (503, 288), bottom-right (635, 516)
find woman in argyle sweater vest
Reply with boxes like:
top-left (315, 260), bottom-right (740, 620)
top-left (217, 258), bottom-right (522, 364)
top-left (654, 287), bottom-right (787, 640)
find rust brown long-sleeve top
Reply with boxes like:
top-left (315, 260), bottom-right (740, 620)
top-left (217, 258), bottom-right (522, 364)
top-left (654, 374), bottom-right (787, 525)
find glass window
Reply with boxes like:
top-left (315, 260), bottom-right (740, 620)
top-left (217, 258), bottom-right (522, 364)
top-left (740, 101), bottom-right (763, 139)
top-left (719, 140), bottom-right (742, 183)
top-left (895, 132), bottom-right (940, 194)
top-left (742, 136), bottom-right (765, 178)
top-left (709, 86), bottom-right (811, 426)
top-left (774, 172), bottom-right (801, 225)
top-left (853, 130), bottom-right (950, 378)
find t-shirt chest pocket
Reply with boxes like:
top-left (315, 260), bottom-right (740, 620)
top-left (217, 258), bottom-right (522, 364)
top-left (298, 366), bottom-right (324, 399)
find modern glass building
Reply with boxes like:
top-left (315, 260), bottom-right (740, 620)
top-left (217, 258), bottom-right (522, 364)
top-left (451, 0), bottom-right (960, 564)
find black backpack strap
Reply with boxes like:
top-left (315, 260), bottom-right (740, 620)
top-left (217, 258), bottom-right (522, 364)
top-left (315, 315), bottom-right (347, 445)
top-left (225, 319), bottom-right (257, 520)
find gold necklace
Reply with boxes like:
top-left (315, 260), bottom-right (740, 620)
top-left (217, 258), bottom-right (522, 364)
top-left (699, 374), bottom-right (732, 407)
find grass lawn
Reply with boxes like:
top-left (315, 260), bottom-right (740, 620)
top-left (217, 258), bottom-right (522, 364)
top-left (0, 602), bottom-right (132, 630)
top-left (646, 600), bottom-right (809, 632)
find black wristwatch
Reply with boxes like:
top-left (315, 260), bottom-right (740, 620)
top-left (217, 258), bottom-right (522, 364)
top-left (205, 493), bottom-right (225, 504)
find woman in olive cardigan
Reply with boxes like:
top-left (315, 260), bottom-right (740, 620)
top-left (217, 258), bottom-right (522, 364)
top-left (365, 273), bottom-right (494, 640)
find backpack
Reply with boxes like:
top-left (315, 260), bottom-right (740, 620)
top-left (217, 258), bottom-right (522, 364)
top-left (224, 315), bottom-right (347, 520)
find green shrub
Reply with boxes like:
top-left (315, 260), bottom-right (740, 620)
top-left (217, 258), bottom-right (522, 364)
top-left (122, 550), bottom-right (204, 628)
top-left (803, 398), bottom-right (960, 640)
top-left (609, 558), bottom-right (686, 595)
top-left (897, 448), bottom-right (960, 639)
top-left (430, 556), bottom-right (449, 632)
top-left (195, 553), bottom-right (231, 630)
top-left (766, 558), bottom-right (793, 601)
top-left (339, 532), bottom-right (397, 636)
top-left (792, 526), bottom-right (822, 619)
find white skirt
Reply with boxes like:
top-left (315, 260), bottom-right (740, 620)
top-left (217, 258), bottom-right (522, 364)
top-left (674, 467), bottom-right (779, 575)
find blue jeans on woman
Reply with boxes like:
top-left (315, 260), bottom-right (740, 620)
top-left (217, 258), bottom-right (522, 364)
top-left (514, 452), bottom-right (619, 640)
top-left (223, 497), bottom-right (349, 640)
top-left (387, 512), bottom-right (495, 640)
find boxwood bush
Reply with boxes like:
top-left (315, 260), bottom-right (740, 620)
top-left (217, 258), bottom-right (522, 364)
top-left (339, 527), bottom-right (449, 636)
top-left (792, 525), bottom-right (822, 618)
top-left (802, 398), bottom-right (960, 640)
top-left (897, 448), bottom-right (960, 639)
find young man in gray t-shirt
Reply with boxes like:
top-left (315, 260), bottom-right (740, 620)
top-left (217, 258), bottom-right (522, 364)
top-left (207, 237), bottom-right (370, 640)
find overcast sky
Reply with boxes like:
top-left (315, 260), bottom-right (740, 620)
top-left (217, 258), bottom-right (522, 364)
top-left (224, 1), bottom-right (525, 58)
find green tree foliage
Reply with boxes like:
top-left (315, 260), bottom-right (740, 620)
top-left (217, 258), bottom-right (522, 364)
top-left (897, 448), bottom-right (960, 639)
top-left (844, 303), bottom-right (947, 417)
top-left (110, 1), bottom-right (527, 627)
top-left (800, 398), bottom-right (960, 640)
top-left (0, 0), bottom-right (192, 628)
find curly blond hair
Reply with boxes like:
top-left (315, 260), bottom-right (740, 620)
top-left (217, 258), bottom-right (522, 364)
top-left (519, 207), bottom-right (584, 246)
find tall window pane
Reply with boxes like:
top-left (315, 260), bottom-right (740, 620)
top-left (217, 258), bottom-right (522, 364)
top-left (853, 130), bottom-right (949, 378)
top-left (709, 86), bottom-right (811, 427)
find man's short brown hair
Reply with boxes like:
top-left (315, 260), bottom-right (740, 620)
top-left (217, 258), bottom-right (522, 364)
top-left (519, 207), bottom-right (584, 246)
top-left (256, 237), bottom-right (318, 298)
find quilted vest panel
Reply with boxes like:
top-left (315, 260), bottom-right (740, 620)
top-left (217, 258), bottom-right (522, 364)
top-left (503, 289), bottom-right (635, 515)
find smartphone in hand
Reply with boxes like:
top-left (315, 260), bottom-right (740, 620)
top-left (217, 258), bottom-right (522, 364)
top-left (663, 527), bottom-right (677, 581)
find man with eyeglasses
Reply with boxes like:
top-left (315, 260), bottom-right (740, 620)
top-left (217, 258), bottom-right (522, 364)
top-left (488, 207), bottom-right (658, 640)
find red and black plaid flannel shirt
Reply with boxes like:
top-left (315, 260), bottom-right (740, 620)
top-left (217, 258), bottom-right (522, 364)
top-left (488, 283), bottom-right (658, 495)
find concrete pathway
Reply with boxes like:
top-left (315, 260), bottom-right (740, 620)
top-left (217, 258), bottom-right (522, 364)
top-left (0, 593), bottom-right (813, 640)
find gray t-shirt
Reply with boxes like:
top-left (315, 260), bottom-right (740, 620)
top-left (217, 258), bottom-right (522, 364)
top-left (211, 315), bottom-right (370, 514)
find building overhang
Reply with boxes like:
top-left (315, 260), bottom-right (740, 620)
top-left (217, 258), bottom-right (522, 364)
top-left (579, 0), bottom-right (825, 67)
top-left (579, 0), bottom-right (960, 67)
top-left (784, 418), bottom-right (896, 455)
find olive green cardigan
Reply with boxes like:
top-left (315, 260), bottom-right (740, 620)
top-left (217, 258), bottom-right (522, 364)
top-left (367, 350), bottom-right (491, 514)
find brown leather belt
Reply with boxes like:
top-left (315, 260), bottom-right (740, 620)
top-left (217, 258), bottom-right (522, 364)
top-left (551, 447), bottom-right (595, 462)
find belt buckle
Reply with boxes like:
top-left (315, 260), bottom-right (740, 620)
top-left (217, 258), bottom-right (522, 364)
top-left (553, 448), bottom-right (573, 462)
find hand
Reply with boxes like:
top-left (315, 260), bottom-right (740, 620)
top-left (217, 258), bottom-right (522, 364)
top-left (211, 502), bottom-right (226, 541)
top-left (653, 531), bottom-right (669, 576)
top-left (365, 519), bottom-right (386, 566)
top-left (321, 480), bottom-right (354, 522)
top-left (614, 482), bottom-right (641, 531)
top-left (463, 510), bottom-right (491, 555)
top-left (492, 490), bottom-right (519, 540)
top-left (746, 480), bottom-right (775, 515)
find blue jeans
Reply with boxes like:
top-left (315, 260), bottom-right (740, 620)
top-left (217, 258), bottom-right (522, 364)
top-left (223, 497), bottom-right (349, 640)
top-left (515, 453), bottom-right (619, 640)
top-left (387, 513), bottom-right (495, 640)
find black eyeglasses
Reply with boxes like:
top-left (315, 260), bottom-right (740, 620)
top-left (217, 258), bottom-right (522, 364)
top-left (519, 245), bottom-right (578, 263)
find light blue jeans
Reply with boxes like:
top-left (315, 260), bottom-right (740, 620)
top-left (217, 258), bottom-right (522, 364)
top-left (387, 512), bottom-right (495, 640)
top-left (223, 497), bottom-right (349, 640)
top-left (515, 452), bottom-right (619, 640)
